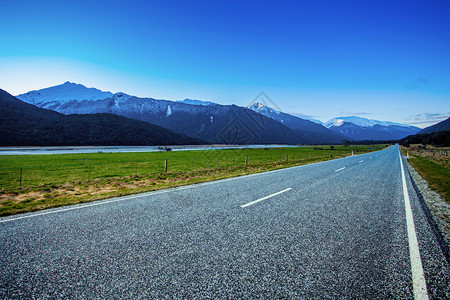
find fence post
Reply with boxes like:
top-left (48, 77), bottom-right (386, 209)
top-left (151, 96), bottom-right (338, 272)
top-left (87, 165), bottom-right (91, 181)
top-left (19, 168), bottom-right (23, 187)
top-left (286, 154), bottom-right (289, 162)
top-left (245, 156), bottom-right (248, 166)
top-left (164, 158), bottom-right (168, 173)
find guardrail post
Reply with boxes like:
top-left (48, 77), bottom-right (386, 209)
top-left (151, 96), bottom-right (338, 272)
top-left (164, 158), bottom-right (168, 173)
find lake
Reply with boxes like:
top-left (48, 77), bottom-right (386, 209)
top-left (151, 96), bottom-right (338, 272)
top-left (0, 145), bottom-right (299, 155)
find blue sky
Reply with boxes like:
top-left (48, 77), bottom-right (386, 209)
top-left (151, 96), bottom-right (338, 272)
top-left (1, 0), bottom-right (449, 127)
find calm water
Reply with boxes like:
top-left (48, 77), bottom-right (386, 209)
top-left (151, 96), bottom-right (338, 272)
top-left (0, 145), bottom-right (298, 155)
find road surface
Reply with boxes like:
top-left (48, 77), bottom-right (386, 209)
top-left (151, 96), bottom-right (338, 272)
top-left (1, 145), bottom-right (449, 298)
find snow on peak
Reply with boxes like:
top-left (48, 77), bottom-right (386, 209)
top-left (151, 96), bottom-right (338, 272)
top-left (166, 105), bottom-right (172, 117)
top-left (325, 116), bottom-right (413, 128)
top-left (176, 99), bottom-right (217, 106)
top-left (17, 82), bottom-right (113, 105)
top-left (247, 102), bottom-right (281, 115)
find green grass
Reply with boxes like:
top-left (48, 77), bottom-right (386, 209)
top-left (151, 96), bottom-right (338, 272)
top-left (0, 145), bottom-right (383, 190)
top-left (0, 145), bottom-right (386, 216)
top-left (408, 154), bottom-right (450, 204)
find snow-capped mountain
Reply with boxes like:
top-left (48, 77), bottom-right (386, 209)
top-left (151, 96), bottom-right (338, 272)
top-left (248, 102), bottom-right (281, 114)
top-left (248, 103), bottom-right (324, 125)
top-left (17, 81), bottom-right (113, 105)
top-left (247, 102), bottom-right (282, 122)
top-left (325, 116), bottom-right (421, 141)
top-left (247, 102), bottom-right (345, 143)
top-left (325, 116), bottom-right (415, 129)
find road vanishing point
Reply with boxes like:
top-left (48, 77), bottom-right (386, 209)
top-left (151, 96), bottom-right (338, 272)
top-left (1, 145), bottom-right (449, 298)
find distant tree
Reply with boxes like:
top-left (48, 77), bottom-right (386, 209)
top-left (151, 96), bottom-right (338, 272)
top-left (330, 145), bottom-right (335, 150)
top-left (342, 140), bottom-right (350, 147)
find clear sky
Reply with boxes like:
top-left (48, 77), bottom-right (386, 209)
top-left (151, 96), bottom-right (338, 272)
top-left (1, 0), bottom-right (449, 127)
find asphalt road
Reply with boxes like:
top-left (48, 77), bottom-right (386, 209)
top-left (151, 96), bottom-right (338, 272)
top-left (1, 145), bottom-right (449, 299)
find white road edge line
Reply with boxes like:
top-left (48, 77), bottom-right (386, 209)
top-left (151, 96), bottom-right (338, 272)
top-left (399, 151), bottom-right (429, 300)
top-left (241, 188), bottom-right (292, 208)
top-left (335, 167), bottom-right (346, 172)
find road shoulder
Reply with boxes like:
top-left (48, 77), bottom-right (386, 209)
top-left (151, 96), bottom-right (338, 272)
top-left (406, 160), bottom-right (450, 255)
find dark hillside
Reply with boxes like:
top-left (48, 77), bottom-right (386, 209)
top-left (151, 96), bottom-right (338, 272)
top-left (418, 117), bottom-right (450, 135)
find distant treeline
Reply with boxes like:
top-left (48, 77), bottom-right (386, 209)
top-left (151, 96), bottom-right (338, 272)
top-left (342, 139), bottom-right (396, 146)
top-left (400, 131), bottom-right (450, 147)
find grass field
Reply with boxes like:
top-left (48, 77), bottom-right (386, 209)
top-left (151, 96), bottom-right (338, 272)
top-left (0, 145), bottom-right (386, 216)
top-left (403, 145), bottom-right (450, 204)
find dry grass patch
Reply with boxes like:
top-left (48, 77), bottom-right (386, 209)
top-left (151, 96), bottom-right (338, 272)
top-left (403, 145), bottom-right (450, 204)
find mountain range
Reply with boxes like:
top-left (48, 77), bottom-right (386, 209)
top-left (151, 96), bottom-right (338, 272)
top-left (324, 116), bottom-right (420, 141)
top-left (12, 82), bottom-right (425, 145)
top-left (17, 82), bottom-right (345, 144)
top-left (0, 89), bottom-right (203, 146)
top-left (246, 102), bottom-right (347, 143)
